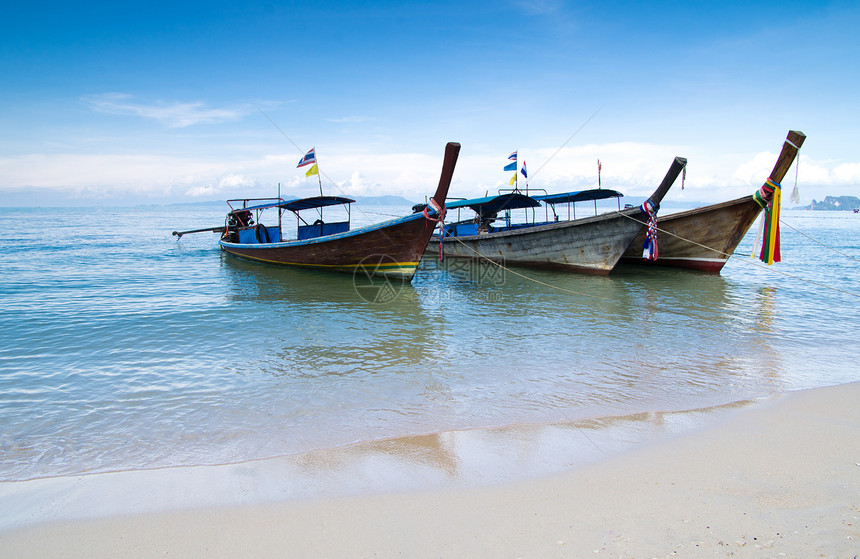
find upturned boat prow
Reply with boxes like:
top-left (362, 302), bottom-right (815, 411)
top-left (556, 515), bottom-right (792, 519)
top-left (620, 130), bottom-right (806, 273)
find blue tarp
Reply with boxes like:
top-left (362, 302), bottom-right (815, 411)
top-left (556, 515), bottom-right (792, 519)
top-left (281, 196), bottom-right (355, 212)
top-left (534, 189), bottom-right (623, 205)
top-left (230, 196), bottom-right (355, 213)
top-left (445, 193), bottom-right (541, 213)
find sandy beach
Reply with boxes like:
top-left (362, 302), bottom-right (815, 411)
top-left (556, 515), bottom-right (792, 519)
top-left (2, 382), bottom-right (858, 558)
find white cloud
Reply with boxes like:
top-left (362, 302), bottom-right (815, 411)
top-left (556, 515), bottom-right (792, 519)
top-left (337, 171), bottom-right (380, 196)
top-left (1, 142), bottom-right (857, 206)
top-left (86, 93), bottom-right (256, 128)
top-left (789, 156), bottom-right (830, 186)
top-left (731, 152), bottom-right (860, 191)
top-left (832, 161), bottom-right (860, 184)
top-left (217, 175), bottom-right (251, 189)
top-left (731, 151), bottom-right (782, 185)
top-left (185, 185), bottom-right (217, 197)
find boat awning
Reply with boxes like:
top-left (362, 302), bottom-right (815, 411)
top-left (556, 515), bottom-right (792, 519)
top-left (227, 198), bottom-right (289, 212)
top-left (533, 189), bottom-right (624, 205)
top-left (446, 193), bottom-right (541, 213)
top-left (227, 196), bottom-right (355, 213)
top-left (280, 196), bottom-right (356, 212)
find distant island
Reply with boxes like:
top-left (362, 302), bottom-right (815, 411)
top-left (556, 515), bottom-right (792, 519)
top-left (801, 195), bottom-right (860, 211)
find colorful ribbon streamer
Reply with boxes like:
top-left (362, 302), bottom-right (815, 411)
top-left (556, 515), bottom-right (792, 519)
top-left (641, 198), bottom-right (659, 261)
top-left (758, 179), bottom-right (782, 265)
top-left (423, 197), bottom-right (447, 261)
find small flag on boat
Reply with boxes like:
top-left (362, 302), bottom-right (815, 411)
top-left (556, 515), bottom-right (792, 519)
top-left (305, 164), bottom-right (319, 177)
top-left (508, 151), bottom-right (517, 161)
top-left (504, 151), bottom-right (517, 171)
top-left (521, 161), bottom-right (527, 179)
top-left (297, 148), bottom-right (316, 167)
top-left (509, 173), bottom-right (517, 186)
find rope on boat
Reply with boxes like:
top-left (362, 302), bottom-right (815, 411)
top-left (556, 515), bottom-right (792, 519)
top-left (530, 107), bottom-right (602, 181)
top-left (422, 197), bottom-right (446, 222)
top-left (620, 212), bottom-right (735, 259)
top-left (360, 210), bottom-right (408, 218)
top-left (782, 136), bottom-right (803, 204)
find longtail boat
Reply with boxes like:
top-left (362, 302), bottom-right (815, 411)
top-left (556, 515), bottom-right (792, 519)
top-left (619, 130), bottom-right (805, 273)
top-left (173, 142), bottom-right (460, 280)
top-left (432, 156), bottom-right (687, 274)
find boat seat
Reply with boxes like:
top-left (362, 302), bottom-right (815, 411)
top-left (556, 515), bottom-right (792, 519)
top-left (298, 221), bottom-right (350, 240)
top-left (237, 226), bottom-right (280, 244)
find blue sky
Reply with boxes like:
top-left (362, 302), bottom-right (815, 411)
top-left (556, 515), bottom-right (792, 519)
top-left (1, 0), bottom-right (858, 206)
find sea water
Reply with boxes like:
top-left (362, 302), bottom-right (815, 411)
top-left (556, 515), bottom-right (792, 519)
top-left (0, 205), bottom-right (858, 483)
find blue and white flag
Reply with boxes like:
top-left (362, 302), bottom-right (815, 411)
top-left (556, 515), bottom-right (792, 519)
top-left (297, 148), bottom-right (317, 168)
top-left (521, 161), bottom-right (527, 179)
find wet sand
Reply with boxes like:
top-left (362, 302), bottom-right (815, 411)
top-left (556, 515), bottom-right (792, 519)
top-left (1, 382), bottom-right (858, 558)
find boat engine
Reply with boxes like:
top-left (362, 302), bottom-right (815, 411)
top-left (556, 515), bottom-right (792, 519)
top-left (228, 210), bottom-right (253, 228)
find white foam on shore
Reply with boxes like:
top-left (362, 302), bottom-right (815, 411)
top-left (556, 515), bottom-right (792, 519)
top-left (3, 383), bottom-right (859, 558)
top-left (0, 398), bottom-right (753, 532)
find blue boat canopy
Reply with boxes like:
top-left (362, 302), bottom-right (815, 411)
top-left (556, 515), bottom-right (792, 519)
top-left (229, 196), bottom-right (356, 213)
top-left (280, 196), bottom-right (355, 212)
top-left (230, 201), bottom-right (282, 212)
top-left (446, 193), bottom-right (541, 213)
top-left (533, 189), bottom-right (623, 205)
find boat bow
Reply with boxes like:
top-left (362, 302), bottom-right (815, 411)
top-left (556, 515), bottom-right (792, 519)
top-left (620, 130), bottom-right (806, 272)
top-left (426, 142), bottom-right (461, 221)
top-left (646, 156), bottom-right (688, 210)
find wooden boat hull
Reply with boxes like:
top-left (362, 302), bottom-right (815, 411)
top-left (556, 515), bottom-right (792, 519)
top-left (436, 156), bottom-right (687, 274)
top-left (438, 207), bottom-right (649, 274)
top-left (220, 212), bottom-right (438, 280)
top-left (620, 130), bottom-right (806, 274)
top-left (217, 141), bottom-right (460, 281)
top-left (620, 196), bottom-right (762, 273)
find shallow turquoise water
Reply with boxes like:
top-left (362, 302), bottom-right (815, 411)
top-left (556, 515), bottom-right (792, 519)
top-left (0, 205), bottom-right (857, 481)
